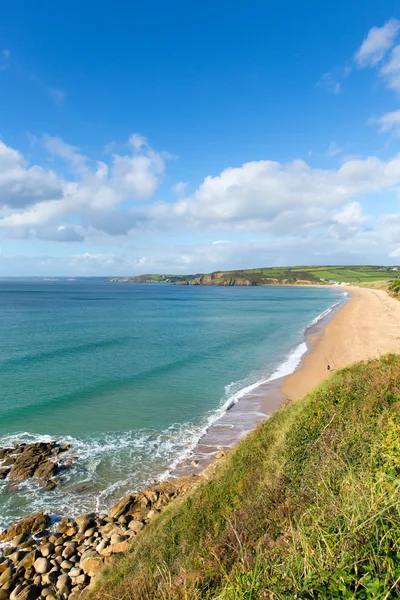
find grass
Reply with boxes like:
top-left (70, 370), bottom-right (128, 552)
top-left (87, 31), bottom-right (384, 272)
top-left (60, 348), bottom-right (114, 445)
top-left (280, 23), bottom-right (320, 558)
top-left (122, 266), bottom-right (400, 286)
top-left (92, 354), bottom-right (400, 599)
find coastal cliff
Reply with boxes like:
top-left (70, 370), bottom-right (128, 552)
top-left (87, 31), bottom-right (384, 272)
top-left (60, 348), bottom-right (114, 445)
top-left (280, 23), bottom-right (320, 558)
top-left (107, 265), bottom-right (398, 286)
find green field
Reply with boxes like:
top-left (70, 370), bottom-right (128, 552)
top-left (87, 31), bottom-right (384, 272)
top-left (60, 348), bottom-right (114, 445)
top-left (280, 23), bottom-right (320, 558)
top-left (110, 265), bottom-right (399, 286)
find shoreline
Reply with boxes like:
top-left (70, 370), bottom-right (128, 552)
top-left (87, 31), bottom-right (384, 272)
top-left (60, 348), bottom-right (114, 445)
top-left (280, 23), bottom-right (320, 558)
top-left (175, 285), bottom-right (400, 477)
top-left (281, 286), bottom-right (400, 400)
top-left (1, 286), bottom-right (400, 598)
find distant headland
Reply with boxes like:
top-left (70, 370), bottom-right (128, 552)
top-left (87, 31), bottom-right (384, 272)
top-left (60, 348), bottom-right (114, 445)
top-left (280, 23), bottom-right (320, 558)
top-left (107, 265), bottom-right (399, 286)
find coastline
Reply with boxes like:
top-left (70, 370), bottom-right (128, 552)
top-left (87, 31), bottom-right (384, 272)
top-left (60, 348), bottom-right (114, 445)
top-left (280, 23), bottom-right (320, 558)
top-left (175, 285), bottom-right (400, 476)
top-left (281, 286), bottom-right (400, 400)
top-left (1, 285), bottom-right (400, 599)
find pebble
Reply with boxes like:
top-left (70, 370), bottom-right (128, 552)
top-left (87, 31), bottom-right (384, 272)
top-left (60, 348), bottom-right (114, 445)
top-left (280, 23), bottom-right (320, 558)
top-left (0, 473), bottom-right (200, 599)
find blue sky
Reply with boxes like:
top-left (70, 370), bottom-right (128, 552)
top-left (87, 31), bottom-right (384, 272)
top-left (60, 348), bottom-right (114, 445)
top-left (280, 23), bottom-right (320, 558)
top-left (1, 1), bottom-right (400, 275)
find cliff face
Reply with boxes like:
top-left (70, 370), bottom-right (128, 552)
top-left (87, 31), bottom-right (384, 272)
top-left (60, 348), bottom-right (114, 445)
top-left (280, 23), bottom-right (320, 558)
top-left (190, 272), bottom-right (277, 286)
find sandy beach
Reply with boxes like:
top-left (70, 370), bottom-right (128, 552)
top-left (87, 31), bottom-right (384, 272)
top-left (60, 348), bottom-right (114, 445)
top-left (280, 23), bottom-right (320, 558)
top-left (282, 286), bottom-right (400, 400)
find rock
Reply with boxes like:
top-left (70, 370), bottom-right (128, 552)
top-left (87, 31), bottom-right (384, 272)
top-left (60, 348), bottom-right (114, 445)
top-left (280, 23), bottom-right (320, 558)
top-left (128, 520), bottom-right (144, 533)
top-left (9, 585), bottom-right (23, 600)
top-left (0, 561), bottom-right (11, 574)
top-left (61, 546), bottom-right (76, 560)
top-left (108, 493), bottom-right (147, 519)
top-left (8, 551), bottom-right (25, 564)
top-left (11, 534), bottom-right (29, 547)
top-left (108, 540), bottom-right (131, 554)
top-left (215, 451), bottom-right (226, 459)
top-left (60, 560), bottom-right (73, 570)
top-left (0, 468), bottom-right (10, 480)
top-left (82, 527), bottom-right (96, 539)
top-left (56, 573), bottom-right (70, 595)
top-left (13, 585), bottom-right (41, 600)
top-left (0, 567), bottom-right (14, 587)
top-left (75, 514), bottom-right (95, 529)
top-left (69, 567), bottom-right (82, 578)
top-left (33, 461), bottom-right (57, 480)
top-left (33, 558), bottom-right (50, 574)
top-left (80, 556), bottom-right (104, 577)
top-left (110, 534), bottom-right (126, 545)
top-left (0, 513), bottom-right (50, 542)
top-left (0, 590), bottom-right (9, 600)
top-left (0, 448), bottom-right (14, 460)
top-left (39, 543), bottom-right (54, 558)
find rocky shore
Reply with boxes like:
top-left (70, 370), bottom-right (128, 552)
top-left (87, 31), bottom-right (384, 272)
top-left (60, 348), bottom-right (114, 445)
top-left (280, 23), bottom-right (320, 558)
top-left (0, 465), bottom-right (200, 600)
top-left (0, 442), bottom-right (72, 491)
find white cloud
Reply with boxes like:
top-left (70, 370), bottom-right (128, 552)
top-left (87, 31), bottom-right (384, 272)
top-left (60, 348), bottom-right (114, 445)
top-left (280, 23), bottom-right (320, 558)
top-left (370, 108), bottom-right (400, 134)
top-left (380, 45), bottom-right (400, 91)
top-left (0, 134), bottom-right (167, 240)
top-left (0, 140), bottom-right (63, 208)
top-left (325, 141), bottom-right (341, 157)
top-left (355, 18), bottom-right (400, 66)
top-left (317, 72), bottom-right (341, 95)
top-left (171, 181), bottom-right (187, 194)
top-left (1, 135), bottom-right (400, 266)
top-left (144, 155), bottom-right (400, 235)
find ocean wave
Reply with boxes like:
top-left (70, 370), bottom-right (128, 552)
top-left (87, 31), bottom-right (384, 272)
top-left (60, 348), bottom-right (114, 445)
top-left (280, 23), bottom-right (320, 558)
top-left (0, 293), bottom-right (347, 531)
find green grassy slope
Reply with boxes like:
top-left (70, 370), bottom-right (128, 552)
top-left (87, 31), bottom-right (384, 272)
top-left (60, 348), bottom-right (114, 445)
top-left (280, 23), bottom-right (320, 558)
top-left (93, 354), bottom-right (400, 599)
top-left (109, 265), bottom-right (399, 285)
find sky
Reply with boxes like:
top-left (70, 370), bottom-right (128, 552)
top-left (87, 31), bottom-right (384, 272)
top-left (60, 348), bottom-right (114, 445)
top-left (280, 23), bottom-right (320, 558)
top-left (1, 1), bottom-right (400, 275)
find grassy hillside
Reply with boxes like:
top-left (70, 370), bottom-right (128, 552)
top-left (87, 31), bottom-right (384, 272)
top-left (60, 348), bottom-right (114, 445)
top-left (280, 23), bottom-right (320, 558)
top-left (93, 354), bottom-right (400, 599)
top-left (108, 265), bottom-right (399, 286)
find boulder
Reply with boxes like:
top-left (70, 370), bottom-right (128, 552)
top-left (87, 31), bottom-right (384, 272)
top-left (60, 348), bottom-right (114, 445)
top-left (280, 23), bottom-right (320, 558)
top-left (0, 567), bottom-right (14, 586)
top-left (80, 556), bottom-right (104, 578)
top-left (0, 513), bottom-right (49, 542)
top-left (33, 461), bottom-right (57, 480)
top-left (0, 468), bottom-right (10, 480)
top-left (128, 520), bottom-right (144, 533)
top-left (39, 543), bottom-right (54, 558)
top-left (33, 557), bottom-right (50, 575)
top-left (11, 586), bottom-right (40, 600)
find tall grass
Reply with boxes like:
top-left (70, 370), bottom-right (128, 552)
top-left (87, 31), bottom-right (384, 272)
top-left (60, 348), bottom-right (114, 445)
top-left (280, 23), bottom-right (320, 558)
top-left (93, 355), bottom-right (400, 599)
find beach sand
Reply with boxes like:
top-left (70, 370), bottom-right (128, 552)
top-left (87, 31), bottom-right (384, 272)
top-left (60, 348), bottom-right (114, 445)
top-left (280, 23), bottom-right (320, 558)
top-left (281, 286), bottom-right (400, 400)
top-left (174, 285), bottom-right (400, 476)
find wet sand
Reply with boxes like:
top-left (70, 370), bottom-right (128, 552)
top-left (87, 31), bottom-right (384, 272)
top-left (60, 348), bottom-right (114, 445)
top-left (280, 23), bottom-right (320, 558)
top-left (176, 286), bottom-right (400, 475)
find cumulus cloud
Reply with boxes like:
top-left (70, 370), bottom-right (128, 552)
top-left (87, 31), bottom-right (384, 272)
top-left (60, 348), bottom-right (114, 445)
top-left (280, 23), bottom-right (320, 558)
top-left (355, 19), bottom-right (400, 66)
top-left (144, 155), bottom-right (400, 236)
top-left (0, 134), bottom-right (166, 240)
top-left (0, 140), bottom-right (63, 208)
top-left (1, 135), bottom-right (400, 265)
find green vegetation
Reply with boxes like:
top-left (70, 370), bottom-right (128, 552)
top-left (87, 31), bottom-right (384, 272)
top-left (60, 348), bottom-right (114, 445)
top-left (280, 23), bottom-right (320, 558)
top-left (108, 265), bottom-right (400, 286)
top-left (389, 279), bottom-right (400, 295)
top-left (93, 354), bottom-right (400, 599)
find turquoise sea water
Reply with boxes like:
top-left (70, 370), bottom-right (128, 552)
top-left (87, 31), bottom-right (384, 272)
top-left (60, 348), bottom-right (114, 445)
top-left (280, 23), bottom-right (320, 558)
top-left (0, 279), bottom-right (345, 529)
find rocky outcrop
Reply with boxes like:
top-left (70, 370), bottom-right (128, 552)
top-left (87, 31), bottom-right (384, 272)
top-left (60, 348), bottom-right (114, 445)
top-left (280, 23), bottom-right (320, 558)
top-left (0, 474), bottom-right (199, 600)
top-left (0, 442), bottom-right (71, 490)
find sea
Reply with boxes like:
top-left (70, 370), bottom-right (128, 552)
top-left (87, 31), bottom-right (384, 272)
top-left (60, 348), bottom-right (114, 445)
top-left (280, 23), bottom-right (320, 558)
top-left (0, 279), bottom-right (346, 530)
